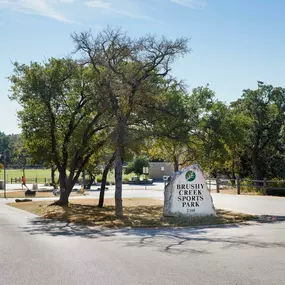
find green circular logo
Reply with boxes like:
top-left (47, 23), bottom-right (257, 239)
top-left (185, 171), bottom-right (196, 182)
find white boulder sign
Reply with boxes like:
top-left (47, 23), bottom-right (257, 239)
top-left (164, 164), bottom-right (216, 217)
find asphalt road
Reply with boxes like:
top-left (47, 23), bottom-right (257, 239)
top-left (212, 193), bottom-right (285, 216)
top-left (1, 197), bottom-right (285, 285)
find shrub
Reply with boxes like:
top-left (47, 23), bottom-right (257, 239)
top-left (125, 157), bottom-right (149, 178)
top-left (240, 179), bottom-right (261, 193)
top-left (123, 175), bottom-right (131, 181)
top-left (266, 178), bottom-right (285, 196)
top-left (265, 189), bottom-right (285, 197)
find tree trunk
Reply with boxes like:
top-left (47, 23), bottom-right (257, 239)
top-left (51, 165), bottom-right (57, 189)
top-left (98, 168), bottom-right (109, 208)
top-left (87, 174), bottom-right (95, 189)
top-left (114, 117), bottom-right (126, 218)
top-left (115, 145), bottom-right (124, 217)
top-left (54, 170), bottom-right (71, 206)
top-left (174, 157), bottom-right (179, 173)
top-left (252, 149), bottom-right (263, 180)
top-left (231, 157), bottom-right (235, 178)
top-left (98, 153), bottom-right (116, 208)
top-left (58, 189), bottom-right (70, 206)
top-left (231, 158), bottom-right (236, 186)
top-left (223, 169), bottom-right (232, 180)
top-left (252, 149), bottom-right (264, 190)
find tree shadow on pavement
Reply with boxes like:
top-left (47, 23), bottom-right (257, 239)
top-left (19, 217), bottom-right (285, 255)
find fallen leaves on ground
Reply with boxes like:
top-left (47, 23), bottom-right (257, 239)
top-left (9, 198), bottom-right (257, 228)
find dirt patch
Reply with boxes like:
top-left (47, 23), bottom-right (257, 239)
top-left (70, 198), bottom-right (164, 207)
top-left (9, 198), bottom-right (257, 228)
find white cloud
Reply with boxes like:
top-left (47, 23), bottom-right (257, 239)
top-left (0, 0), bottom-right (207, 25)
top-left (85, 0), bottom-right (112, 9)
top-left (170, 0), bottom-right (207, 9)
top-left (0, 0), bottom-right (74, 22)
top-left (84, 0), bottom-right (147, 19)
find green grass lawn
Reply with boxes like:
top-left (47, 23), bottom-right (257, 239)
top-left (0, 169), bottom-right (53, 183)
top-left (0, 168), bottom-right (134, 184)
top-left (6, 169), bottom-right (51, 178)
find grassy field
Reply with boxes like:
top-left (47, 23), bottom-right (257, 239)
top-left (6, 169), bottom-right (51, 179)
top-left (0, 168), bottom-right (134, 183)
top-left (0, 169), bottom-right (53, 183)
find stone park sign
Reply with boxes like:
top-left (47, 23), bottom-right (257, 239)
top-left (164, 164), bottom-right (216, 217)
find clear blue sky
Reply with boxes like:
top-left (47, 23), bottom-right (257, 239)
top-left (1, 0), bottom-right (285, 134)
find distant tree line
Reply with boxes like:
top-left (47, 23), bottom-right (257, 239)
top-left (146, 82), bottom-right (285, 181)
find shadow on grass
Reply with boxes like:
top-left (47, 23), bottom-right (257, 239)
top-left (23, 203), bottom-right (258, 228)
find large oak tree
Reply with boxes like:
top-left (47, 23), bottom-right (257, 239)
top-left (9, 58), bottom-right (113, 205)
top-left (72, 28), bottom-right (189, 217)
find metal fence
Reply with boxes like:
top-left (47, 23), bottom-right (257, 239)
top-left (206, 177), bottom-right (285, 195)
top-left (9, 177), bottom-right (53, 184)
